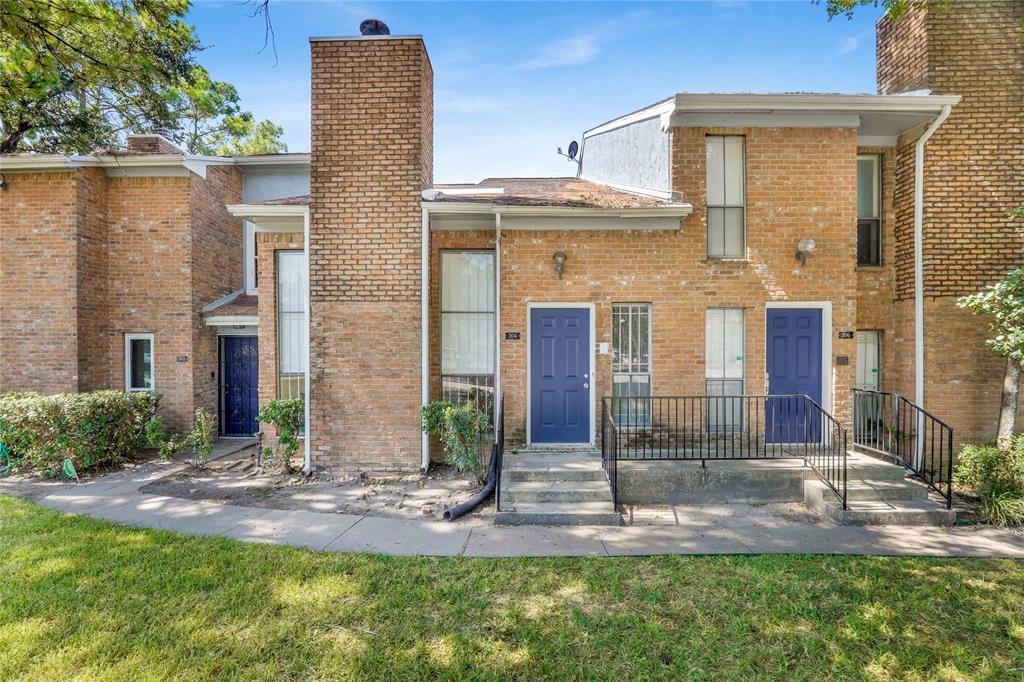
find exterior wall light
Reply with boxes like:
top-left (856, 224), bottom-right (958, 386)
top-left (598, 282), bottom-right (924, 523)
top-left (796, 238), bottom-right (816, 265)
top-left (552, 251), bottom-right (568, 279)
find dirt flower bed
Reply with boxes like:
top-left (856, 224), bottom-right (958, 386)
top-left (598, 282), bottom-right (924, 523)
top-left (139, 462), bottom-right (493, 524)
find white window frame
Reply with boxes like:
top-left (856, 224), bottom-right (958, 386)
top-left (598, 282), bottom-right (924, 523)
top-left (857, 154), bottom-right (882, 266)
top-left (706, 135), bottom-right (746, 259)
top-left (124, 333), bottom-right (155, 392)
top-left (244, 221), bottom-right (258, 295)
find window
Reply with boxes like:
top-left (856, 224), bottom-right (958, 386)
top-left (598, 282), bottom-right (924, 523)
top-left (857, 154), bottom-right (881, 266)
top-left (440, 251), bottom-right (495, 421)
top-left (244, 222), bottom-right (258, 294)
top-left (612, 303), bottom-right (652, 425)
top-left (705, 309), bottom-right (744, 431)
top-left (277, 251), bottom-right (306, 399)
top-left (706, 135), bottom-right (746, 259)
top-left (124, 334), bottom-right (154, 391)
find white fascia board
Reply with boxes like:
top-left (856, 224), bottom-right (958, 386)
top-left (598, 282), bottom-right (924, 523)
top-left (421, 201), bottom-right (692, 219)
top-left (583, 98), bottom-right (675, 139)
top-left (233, 154), bottom-right (311, 168)
top-left (204, 315), bottom-right (259, 327)
top-left (671, 93), bottom-right (961, 114)
top-left (200, 289), bottom-right (244, 313)
top-left (226, 203), bottom-right (308, 232)
top-left (670, 112), bottom-right (861, 129)
top-left (857, 135), bottom-right (899, 148)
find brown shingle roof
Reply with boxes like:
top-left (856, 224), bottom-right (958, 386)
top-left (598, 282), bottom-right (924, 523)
top-left (202, 293), bottom-right (258, 318)
top-left (251, 195), bottom-right (310, 206)
top-left (428, 177), bottom-right (671, 209)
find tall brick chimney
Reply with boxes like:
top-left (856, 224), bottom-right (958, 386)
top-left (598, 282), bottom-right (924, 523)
top-left (308, 27), bottom-right (433, 471)
top-left (875, 1), bottom-right (1024, 444)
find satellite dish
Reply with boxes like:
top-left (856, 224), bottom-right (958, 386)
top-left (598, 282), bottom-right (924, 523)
top-left (567, 140), bottom-right (579, 160)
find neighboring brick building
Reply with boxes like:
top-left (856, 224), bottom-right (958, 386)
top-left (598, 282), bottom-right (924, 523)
top-left (2, 6), bottom-right (1021, 486)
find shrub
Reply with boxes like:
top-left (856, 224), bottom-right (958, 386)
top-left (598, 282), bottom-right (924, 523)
top-left (954, 436), bottom-right (1024, 525)
top-left (0, 390), bottom-right (158, 475)
top-left (421, 400), bottom-right (487, 478)
top-left (145, 408), bottom-right (217, 467)
top-left (257, 398), bottom-right (304, 471)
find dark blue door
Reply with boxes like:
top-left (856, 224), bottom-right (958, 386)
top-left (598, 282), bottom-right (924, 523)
top-left (530, 307), bottom-right (590, 444)
top-left (766, 308), bottom-right (822, 443)
top-left (221, 336), bottom-right (259, 437)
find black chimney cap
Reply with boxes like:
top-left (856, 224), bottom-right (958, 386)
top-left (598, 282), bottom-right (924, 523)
top-left (360, 19), bottom-right (390, 36)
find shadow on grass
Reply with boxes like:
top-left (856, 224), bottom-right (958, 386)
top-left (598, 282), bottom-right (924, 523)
top-left (1, 496), bottom-right (1022, 680)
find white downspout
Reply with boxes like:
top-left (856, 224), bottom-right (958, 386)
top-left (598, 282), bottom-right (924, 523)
top-left (302, 207), bottom-right (312, 476)
top-left (421, 206), bottom-right (431, 472)
top-left (494, 212), bottom-right (502, 426)
top-left (913, 104), bottom-right (952, 468)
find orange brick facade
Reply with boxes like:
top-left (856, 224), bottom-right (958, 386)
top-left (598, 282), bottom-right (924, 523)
top-left (308, 36), bottom-right (433, 470)
top-left (0, 165), bottom-right (242, 432)
top-left (880, 1), bottom-right (1024, 444)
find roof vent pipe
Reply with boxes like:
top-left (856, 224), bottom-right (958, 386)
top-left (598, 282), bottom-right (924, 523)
top-left (360, 18), bottom-right (390, 35)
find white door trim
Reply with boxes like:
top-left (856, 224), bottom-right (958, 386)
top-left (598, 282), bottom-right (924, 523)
top-left (764, 301), bottom-right (832, 414)
top-left (526, 302), bottom-right (597, 447)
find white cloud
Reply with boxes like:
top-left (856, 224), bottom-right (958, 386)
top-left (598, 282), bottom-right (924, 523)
top-left (838, 34), bottom-right (863, 56)
top-left (436, 94), bottom-right (506, 114)
top-left (513, 34), bottom-right (601, 71)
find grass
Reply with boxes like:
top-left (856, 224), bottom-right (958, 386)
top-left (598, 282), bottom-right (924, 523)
top-left (2, 496), bottom-right (1024, 681)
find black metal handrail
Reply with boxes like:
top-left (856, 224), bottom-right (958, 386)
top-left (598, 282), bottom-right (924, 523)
top-left (601, 395), bottom-right (848, 509)
top-left (852, 389), bottom-right (953, 509)
top-left (493, 393), bottom-right (505, 511)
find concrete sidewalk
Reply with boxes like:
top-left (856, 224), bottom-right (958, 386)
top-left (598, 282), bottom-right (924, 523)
top-left (32, 460), bottom-right (1024, 559)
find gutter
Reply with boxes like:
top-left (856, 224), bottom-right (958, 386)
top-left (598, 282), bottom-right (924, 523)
top-left (302, 208), bottom-right (312, 476)
top-left (421, 207), bottom-right (431, 472)
top-left (913, 103), bottom-right (952, 466)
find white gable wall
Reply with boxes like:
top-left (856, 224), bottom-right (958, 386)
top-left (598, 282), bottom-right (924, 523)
top-left (579, 117), bottom-right (670, 197)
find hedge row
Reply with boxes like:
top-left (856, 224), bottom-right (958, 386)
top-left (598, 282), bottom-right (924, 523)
top-left (0, 391), bottom-right (158, 474)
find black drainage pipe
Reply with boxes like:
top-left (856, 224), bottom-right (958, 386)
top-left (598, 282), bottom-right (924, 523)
top-left (443, 444), bottom-right (497, 522)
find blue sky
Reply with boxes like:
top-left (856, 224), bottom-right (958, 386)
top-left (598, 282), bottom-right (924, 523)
top-left (188, 0), bottom-right (886, 182)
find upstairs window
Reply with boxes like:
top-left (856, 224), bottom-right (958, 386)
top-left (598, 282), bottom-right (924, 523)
top-left (125, 334), bottom-right (154, 391)
top-left (244, 222), bottom-right (258, 294)
top-left (857, 154), bottom-right (881, 266)
top-left (706, 135), bottom-right (746, 259)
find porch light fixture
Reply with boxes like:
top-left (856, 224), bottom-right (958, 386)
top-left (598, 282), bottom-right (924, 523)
top-left (796, 238), bottom-right (816, 265)
top-left (552, 251), bottom-right (568, 279)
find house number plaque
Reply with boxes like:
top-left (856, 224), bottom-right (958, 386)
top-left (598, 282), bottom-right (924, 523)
top-left (505, 332), bottom-right (521, 340)
top-left (838, 331), bottom-right (854, 339)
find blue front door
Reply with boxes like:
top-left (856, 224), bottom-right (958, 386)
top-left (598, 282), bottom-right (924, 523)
top-left (766, 308), bottom-right (823, 443)
top-left (530, 307), bottom-right (591, 444)
top-left (221, 336), bottom-right (259, 437)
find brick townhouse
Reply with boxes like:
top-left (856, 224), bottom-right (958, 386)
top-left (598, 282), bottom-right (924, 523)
top-left (1, 2), bottom-right (1021, 523)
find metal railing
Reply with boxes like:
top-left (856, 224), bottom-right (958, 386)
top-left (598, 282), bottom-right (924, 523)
top-left (601, 395), bottom-right (848, 508)
top-left (853, 389), bottom-right (953, 508)
top-left (441, 374), bottom-right (495, 432)
top-left (493, 394), bottom-right (506, 512)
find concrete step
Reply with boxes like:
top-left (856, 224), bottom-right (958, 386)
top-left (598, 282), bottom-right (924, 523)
top-left (501, 480), bottom-right (613, 505)
top-left (805, 480), bottom-right (955, 526)
top-left (815, 479), bottom-right (930, 503)
top-left (494, 501), bottom-right (621, 526)
top-left (502, 452), bottom-right (607, 482)
top-left (845, 453), bottom-right (910, 482)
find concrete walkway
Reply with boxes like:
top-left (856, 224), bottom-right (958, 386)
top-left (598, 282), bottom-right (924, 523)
top-left (30, 459), bottom-right (1024, 558)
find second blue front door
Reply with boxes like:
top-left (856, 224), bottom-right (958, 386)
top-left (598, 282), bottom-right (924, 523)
top-left (766, 308), bottom-right (823, 443)
top-left (221, 336), bottom-right (259, 437)
top-left (530, 307), bottom-right (591, 444)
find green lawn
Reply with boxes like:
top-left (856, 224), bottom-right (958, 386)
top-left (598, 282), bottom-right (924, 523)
top-left (2, 496), bottom-right (1023, 681)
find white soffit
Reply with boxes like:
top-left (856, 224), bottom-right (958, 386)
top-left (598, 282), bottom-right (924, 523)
top-left (225, 204), bottom-right (307, 232)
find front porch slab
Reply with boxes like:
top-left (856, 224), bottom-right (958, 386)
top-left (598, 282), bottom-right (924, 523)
top-left (617, 458), bottom-right (807, 505)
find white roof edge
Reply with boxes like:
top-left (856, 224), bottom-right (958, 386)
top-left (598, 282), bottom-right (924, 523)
top-left (1, 151), bottom-right (310, 172)
top-left (226, 203), bottom-right (310, 217)
top-left (200, 288), bottom-right (244, 313)
top-left (204, 315), bottom-right (259, 327)
top-left (582, 98), bottom-right (675, 139)
top-left (421, 201), bottom-right (692, 217)
top-left (232, 153), bottom-right (311, 167)
top-left (671, 92), bottom-right (962, 112)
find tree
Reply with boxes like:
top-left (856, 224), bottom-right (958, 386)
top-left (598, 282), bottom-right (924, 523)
top-left (958, 262), bottom-right (1024, 449)
top-left (166, 66), bottom-right (286, 156)
top-left (0, 0), bottom-right (199, 153)
top-left (816, 0), bottom-right (925, 20)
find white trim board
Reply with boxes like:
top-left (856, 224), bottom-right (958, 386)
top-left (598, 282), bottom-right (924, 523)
top-left (525, 302), bottom-right (597, 448)
top-left (764, 301), bottom-right (833, 415)
top-left (124, 333), bottom-right (155, 392)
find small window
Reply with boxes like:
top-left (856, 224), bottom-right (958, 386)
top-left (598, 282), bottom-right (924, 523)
top-left (244, 222), bottom-right (258, 294)
top-left (705, 309), bottom-right (744, 431)
top-left (857, 155), bottom-right (881, 266)
top-left (706, 135), bottom-right (746, 259)
top-left (612, 303), bottom-right (652, 425)
top-left (125, 334), bottom-right (154, 391)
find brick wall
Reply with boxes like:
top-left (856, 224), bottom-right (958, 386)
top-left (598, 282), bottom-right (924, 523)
top-left (189, 166), bottom-right (244, 424)
top-left (75, 168), bottom-right (111, 391)
top-left (0, 171), bottom-right (80, 393)
top-left (309, 36), bottom-right (433, 471)
top-left (879, 1), bottom-right (1024, 444)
